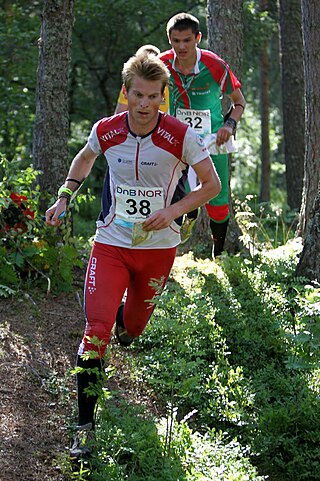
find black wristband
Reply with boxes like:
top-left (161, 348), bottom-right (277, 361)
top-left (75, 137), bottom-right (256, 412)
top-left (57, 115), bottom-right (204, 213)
top-left (66, 178), bottom-right (82, 186)
top-left (234, 103), bottom-right (245, 111)
top-left (224, 117), bottom-right (237, 135)
top-left (58, 193), bottom-right (71, 206)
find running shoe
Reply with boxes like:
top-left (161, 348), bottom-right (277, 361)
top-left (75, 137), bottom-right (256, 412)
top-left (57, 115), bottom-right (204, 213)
top-left (70, 422), bottom-right (95, 459)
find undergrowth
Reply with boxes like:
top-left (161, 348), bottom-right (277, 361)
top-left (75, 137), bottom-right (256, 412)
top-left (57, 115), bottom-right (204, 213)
top-left (0, 155), bottom-right (87, 295)
top-left (60, 241), bottom-right (319, 481)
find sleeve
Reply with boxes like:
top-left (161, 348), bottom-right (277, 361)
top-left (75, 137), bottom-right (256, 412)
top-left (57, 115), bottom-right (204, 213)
top-left (221, 67), bottom-right (241, 95)
top-left (182, 127), bottom-right (210, 167)
top-left (87, 121), bottom-right (102, 154)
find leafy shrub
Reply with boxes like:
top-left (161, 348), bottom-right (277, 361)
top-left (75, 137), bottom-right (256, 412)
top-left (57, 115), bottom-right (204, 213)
top-left (129, 250), bottom-right (320, 481)
top-left (0, 155), bottom-right (84, 295)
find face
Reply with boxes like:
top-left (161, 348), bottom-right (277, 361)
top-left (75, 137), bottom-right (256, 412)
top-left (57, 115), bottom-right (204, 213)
top-left (169, 28), bottom-right (201, 64)
top-left (125, 76), bottom-right (163, 135)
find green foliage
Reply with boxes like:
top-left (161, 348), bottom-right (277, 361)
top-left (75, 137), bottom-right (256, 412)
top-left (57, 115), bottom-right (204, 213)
top-left (67, 356), bottom-right (264, 480)
top-left (161, 417), bottom-right (266, 480)
top-left (233, 194), bottom-right (297, 257)
top-left (0, 283), bottom-right (16, 297)
top-left (233, 104), bottom-right (285, 201)
top-left (0, 2), bottom-right (40, 162)
top-left (131, 280), bottom-right (254, 430)
top-left (128, 249), bottom-right (320, 481)
top-left (0, 155), bottom-right (84, 295)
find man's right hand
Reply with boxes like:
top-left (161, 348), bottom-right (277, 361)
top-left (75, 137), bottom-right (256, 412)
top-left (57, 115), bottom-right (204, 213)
top-left (45, 198), bottom-right (68, 226)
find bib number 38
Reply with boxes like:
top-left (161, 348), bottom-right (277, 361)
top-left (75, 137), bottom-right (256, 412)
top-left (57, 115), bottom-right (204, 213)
top-left (115, 185), bottom-right (165, 223)
top-left (126, 198), bottom-right (152, 217)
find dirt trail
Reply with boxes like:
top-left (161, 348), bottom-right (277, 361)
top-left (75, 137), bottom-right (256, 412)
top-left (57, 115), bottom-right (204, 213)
top-left (0, 291), bottom-right (84, 481)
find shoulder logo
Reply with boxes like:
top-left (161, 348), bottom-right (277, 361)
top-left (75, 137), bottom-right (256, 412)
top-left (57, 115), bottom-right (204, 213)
top-left (100, 127), bottom-right (125, 142)
top-left (157, 127), bottom-right (179, 146)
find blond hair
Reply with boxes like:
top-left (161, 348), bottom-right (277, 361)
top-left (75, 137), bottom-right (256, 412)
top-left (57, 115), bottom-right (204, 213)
top-left (135, 44), bottom-right (160, 56)
top-left (122, 53), bottom-right (169, 93)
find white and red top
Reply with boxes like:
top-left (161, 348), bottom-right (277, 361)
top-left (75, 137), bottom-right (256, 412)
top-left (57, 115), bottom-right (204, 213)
top-left (88, 111), bottom-right (209, 249)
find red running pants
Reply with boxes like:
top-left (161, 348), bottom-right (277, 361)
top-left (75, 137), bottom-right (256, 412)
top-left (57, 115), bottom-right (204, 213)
top-left (79, 241), bottom-right (176, 356)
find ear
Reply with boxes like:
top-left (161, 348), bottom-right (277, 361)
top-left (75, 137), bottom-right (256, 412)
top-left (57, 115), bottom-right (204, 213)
top-left (123, 85), bottom-right (128, 100)
top-left (196, 32), bottom-right (202, 44)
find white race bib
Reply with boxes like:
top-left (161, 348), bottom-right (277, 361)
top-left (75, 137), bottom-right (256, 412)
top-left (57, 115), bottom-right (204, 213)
top-left (176, 108), bottom-right (211, 135)
top-left (115, 185), bottom-right (165, 223)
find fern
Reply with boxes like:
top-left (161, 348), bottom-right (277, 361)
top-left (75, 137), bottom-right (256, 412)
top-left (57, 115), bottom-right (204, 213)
top-left (0, 256), bottom-right (19, 285)
top-left (0, 284), bottom-right (16, 297)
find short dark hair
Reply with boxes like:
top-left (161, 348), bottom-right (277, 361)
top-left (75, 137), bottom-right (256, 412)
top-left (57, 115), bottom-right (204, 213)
top-left (166, 12), bottom-right (200, 38)
top-left (122, 53), bottom-right (169, 93)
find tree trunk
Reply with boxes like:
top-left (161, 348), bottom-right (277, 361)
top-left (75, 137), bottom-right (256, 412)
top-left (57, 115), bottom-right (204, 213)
top-left (33, 0), bottom-right (74, 199)
top-left (206, 0), bottom-right (244, 254)
top-left (259, 0), bottom-right (271, 203)
top-left (297, 0), bottom-right (320, 238)
top-left (296, 184), bottom-right (320, 280)
top-left (279, 0), bottom-right (305, 211)
top-left (295, 0), bottom-right (320, 280)
top-left (207, 0), bottom-right (243, 73)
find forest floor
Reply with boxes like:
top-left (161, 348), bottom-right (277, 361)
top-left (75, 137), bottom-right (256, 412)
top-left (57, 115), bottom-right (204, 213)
top-left (0, 289), bottom-right (84, 481)
top-left (0, 282), bottom-right (152, 481)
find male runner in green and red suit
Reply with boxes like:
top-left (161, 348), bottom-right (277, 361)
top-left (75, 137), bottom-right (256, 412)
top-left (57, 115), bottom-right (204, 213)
top-left (160, 12), bottom-right (246, 256)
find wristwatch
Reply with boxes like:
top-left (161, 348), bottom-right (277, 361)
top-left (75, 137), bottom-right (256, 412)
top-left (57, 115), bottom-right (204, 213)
top-left (224, 117), bottom-right (237, 136)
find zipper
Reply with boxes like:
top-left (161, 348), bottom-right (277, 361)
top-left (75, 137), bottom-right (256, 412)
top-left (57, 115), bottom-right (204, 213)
top-left (135, 136), bottom-right (141, 181)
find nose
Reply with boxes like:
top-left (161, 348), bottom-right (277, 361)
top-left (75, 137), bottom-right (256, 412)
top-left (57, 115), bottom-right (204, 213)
top-left (139, 97), bottom-right (149, 108)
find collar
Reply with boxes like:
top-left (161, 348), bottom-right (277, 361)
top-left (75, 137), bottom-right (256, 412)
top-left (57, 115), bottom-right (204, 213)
top-left (125, 112), bottom-right (162, 139)
top-left (172, 47), bottom-right (201, 75)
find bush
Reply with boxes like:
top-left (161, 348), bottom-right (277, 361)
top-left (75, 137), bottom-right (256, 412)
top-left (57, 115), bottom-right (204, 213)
top-left (0, 155), bottom-right (84, 295)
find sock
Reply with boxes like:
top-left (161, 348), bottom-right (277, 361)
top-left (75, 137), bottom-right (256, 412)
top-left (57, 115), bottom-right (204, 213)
top-left (210, 218), bottom-right (229, 257)
top-left (76, 354), bottom-right (104, 427)
top-left (116, 303), bottom-right (125, 328)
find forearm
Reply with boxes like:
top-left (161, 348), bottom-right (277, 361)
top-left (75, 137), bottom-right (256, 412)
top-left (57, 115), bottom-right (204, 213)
top-left (142, 158), bottom-right (221, 232)
top-left (229, 102), bottom-right (246, 122)
top-left (170, 158), bottom-right (221, 218)
top-left (45, 143), bottom-right (97, 225)
top-left (63, 145), bottom-right (96, 192)
top-left (227, 89), bottom-right (246, 123)
top-left (168, 179), bottom-right (220, 220)
top-left (217, 89), bottom-right (246, 145)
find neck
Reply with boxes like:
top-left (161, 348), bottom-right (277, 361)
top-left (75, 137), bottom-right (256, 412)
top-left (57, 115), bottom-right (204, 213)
top-left (127, 113), bottom-right (159, 137)
top-left (175, 50), bottom-right (197, 75)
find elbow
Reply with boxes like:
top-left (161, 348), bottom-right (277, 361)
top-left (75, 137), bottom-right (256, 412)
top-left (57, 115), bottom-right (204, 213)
top-left (211, 177), bottom-right (222, 200)
top-left (201, 178), bottom-right (221, 204)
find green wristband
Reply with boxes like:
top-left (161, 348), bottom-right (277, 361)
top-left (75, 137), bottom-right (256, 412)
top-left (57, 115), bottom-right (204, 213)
top-left (58, 186), bottom-right (73, 197)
